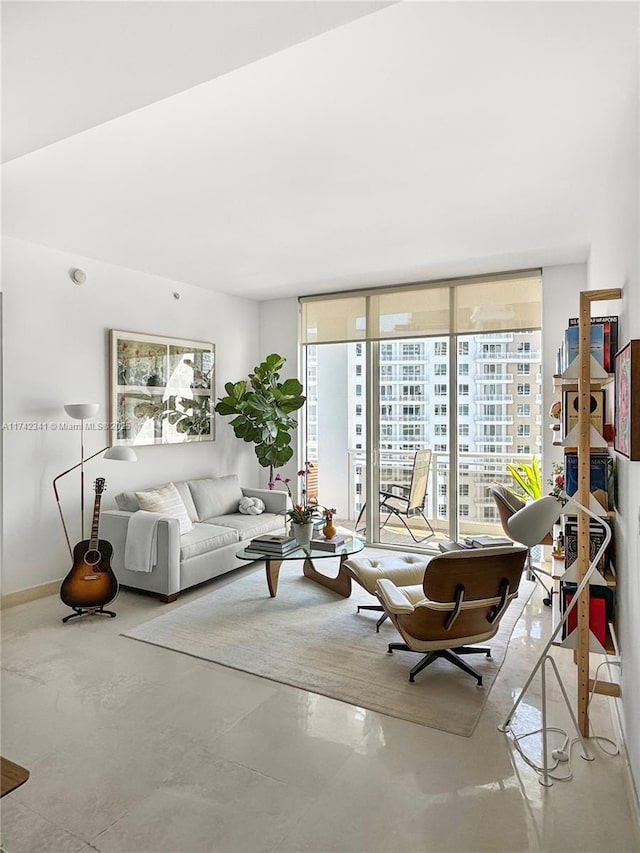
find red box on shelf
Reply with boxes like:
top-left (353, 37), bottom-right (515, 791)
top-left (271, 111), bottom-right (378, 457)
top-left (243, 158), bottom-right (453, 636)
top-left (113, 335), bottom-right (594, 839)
top-left (562, 587), bottom-right (609, 646)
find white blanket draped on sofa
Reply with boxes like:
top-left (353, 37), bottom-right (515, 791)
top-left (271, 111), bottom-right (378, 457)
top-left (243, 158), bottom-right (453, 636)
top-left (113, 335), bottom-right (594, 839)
top-left (124, 510), bottom-right (164, 572)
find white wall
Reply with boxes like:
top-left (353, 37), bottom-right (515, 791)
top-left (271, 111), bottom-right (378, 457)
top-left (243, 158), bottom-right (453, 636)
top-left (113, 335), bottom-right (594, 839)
top-left (541, 264), bottom-right (588, 482)
top-left (258, 297), bottom-right (303, 490)
top-left (1, 237), bottom-right (263, 597)
top-left (587, 29), bottom-right (640, 799)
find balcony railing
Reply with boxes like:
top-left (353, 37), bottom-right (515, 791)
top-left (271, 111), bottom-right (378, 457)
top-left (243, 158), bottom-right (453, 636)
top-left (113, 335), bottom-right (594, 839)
top-left (475, 435), bottom-right (514, 445)
top-left (476, 350), bottom-right (541, 362)
top-left (475, 394), bottom-right (514, 403)
top-left (474, 415), bottom-right (514, 424)
top-left (475, 373), bottom-right (513, 382)
top-left (343, 448), bottom-right (540, 539)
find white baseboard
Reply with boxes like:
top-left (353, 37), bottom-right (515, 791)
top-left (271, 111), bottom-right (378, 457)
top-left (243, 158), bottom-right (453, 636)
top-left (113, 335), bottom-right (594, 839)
top-left (0, 580), bottom-right (60, 609)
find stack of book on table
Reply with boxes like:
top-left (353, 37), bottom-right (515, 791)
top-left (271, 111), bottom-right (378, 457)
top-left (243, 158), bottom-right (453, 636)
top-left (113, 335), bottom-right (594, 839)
top-left (464, 535), bottom-right (513, 548)
top-left (309, 533), bottom-right (354, 552)
top-left (247, 533), bottom-right (300, 556)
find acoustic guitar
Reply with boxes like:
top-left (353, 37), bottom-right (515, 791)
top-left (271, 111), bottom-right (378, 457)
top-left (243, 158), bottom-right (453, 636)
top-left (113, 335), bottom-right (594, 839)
top-left (60, 477), bottom-right (118, 621)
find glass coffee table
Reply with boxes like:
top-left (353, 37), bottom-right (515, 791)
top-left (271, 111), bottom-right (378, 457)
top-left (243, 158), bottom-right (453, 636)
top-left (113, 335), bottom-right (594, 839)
top-left (237, 537), bottom-right (364, 598)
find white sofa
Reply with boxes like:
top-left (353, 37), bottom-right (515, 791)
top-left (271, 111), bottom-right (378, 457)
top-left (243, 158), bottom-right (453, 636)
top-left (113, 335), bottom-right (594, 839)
top-left (101, 474), bottom-right (288, 601)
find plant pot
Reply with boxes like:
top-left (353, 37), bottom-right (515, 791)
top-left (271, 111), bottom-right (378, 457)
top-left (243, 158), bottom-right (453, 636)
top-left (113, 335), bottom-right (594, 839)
top-left (292, 522), bottom-right (314, 549)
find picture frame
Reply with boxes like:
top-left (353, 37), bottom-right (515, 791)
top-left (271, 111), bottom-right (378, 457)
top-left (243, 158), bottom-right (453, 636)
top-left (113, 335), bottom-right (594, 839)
top-left (110, 330), bottom-right (215, 447)
top-left (614, 339), bottom-right (640, 460)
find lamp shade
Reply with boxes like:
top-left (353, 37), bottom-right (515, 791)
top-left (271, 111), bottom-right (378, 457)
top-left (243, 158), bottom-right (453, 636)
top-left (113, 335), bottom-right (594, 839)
top-left (64, 403), bottom-right (99, 420)
top-left (103, 446), bottom-right (137, 462)
top-left (507, 495), bottom-right (562, 547)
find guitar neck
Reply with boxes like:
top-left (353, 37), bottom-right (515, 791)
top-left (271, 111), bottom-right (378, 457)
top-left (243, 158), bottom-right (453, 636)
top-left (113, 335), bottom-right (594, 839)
top-left (89, 494), bottom-right (102, 550)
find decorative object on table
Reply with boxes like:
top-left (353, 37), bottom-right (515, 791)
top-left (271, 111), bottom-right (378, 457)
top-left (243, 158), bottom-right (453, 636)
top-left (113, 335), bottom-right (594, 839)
top-left (110, 330), bottom-right (215, 447)
top-left (321, 506), bottom-right (337, 539)
top-left (498, 492), bottom-right (612, 787)
top-left (238, 496), bottom-right (265, 515)
top-left (614, 339), bottom-right (640, 460)
top-left (214, 353), bottom-right (305, 482)
top-left (59, 478), bottom-right (119, 623)
top-left (291, 521), bottom-right (314, 549)
top-left (53, 404), bottom-right (137, 558)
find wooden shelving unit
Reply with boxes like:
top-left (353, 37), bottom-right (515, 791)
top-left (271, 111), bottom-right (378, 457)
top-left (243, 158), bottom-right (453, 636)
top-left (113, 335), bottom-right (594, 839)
top-left (571, 289), bottom-right (621, 733)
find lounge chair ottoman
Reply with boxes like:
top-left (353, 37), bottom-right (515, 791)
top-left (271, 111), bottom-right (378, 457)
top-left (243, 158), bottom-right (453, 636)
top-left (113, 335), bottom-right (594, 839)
top-left (343, 554), bottom-right (433, 630)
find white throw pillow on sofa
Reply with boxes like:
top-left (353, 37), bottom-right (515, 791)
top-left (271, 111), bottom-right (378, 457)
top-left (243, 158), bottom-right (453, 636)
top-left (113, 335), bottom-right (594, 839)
top-left (238, 496), bottom-right (265, 515)
top-left (135, 482), bottom-right (194, 535)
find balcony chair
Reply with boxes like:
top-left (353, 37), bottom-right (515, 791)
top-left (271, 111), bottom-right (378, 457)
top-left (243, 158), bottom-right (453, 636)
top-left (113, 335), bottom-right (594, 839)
top-left (355, 449), bottom-right (435, 544)
top-left (376, 545), bottom-right (529, 686)
top-left (490, 484), bottom-right (554, 607)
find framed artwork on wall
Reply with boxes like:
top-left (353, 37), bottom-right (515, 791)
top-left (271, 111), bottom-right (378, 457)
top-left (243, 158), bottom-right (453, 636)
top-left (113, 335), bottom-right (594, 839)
top-left (110, 330), bottom-right (215, 447)
top-left (614, 339), bottom-right (640, 461)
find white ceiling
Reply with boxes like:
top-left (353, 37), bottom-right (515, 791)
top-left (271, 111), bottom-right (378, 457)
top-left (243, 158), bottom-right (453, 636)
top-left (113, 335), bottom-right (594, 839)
top-left (2, 1), bottom-right (638, 300)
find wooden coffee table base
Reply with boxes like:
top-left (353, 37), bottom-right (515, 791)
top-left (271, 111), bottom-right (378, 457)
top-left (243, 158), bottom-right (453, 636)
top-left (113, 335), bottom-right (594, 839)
top-left (265, 554), bottom-right (353, 598)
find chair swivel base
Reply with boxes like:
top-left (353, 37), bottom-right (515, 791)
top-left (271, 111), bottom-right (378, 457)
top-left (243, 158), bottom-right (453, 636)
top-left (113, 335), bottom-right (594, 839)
top-left (387, 643), bottom-right (491, 686)
top-left (62, 606), bottom-right (117, 624)
top-left (356, 604), bottom-right (389, 631)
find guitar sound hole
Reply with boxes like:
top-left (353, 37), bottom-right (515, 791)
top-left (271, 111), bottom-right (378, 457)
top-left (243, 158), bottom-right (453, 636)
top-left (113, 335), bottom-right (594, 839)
top-left (84, 550), bottom-right (101, 566)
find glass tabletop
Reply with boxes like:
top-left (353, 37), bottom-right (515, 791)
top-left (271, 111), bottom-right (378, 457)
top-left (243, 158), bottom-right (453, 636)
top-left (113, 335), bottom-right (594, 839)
top-left (237, 537), bottom-right (364, 562)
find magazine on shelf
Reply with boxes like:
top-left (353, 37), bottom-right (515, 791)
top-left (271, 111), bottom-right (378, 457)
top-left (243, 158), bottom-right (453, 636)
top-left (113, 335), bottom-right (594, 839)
top-left (567, 315), bottom-right (618, 373)
top-left (309, 534), bottom-right (353, 552)
top-left (564, 451), bottom-right (612, 510)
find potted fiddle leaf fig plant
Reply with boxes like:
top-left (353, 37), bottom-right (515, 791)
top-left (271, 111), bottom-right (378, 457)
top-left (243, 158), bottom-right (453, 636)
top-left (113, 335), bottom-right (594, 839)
top-left (214, 354), bottom-right (306, 482)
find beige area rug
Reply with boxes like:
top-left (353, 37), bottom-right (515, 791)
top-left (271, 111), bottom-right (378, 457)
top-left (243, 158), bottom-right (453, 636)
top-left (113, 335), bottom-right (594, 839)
top-left (123, 567), bottom-right (535, 737)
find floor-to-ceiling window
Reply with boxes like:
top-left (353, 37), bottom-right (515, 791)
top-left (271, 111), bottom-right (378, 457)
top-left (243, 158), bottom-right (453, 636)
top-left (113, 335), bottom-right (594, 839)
top-left (301, 271), bottom-right (542, 548)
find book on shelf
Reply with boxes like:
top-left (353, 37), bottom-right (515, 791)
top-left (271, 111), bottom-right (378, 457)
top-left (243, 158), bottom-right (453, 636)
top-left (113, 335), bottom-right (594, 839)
top-left (562, 387), bottom-right (605, 439)
top-left (568, 315), bottom-right (618, 373)
top-left (563, 515), bottom-right (611, 574)
top-left (309, 534), bottom-right (353, 552)
top-left (564, 451), bottom-right (612, 510)
top-left (464, 535), bottom-right (513, 548)
top-left (564, 324), bottom-right (605, 371)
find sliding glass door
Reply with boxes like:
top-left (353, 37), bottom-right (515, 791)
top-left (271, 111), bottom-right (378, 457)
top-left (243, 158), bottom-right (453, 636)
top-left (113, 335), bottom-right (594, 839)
top-left (301, 271), bottom-right (543, 549)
